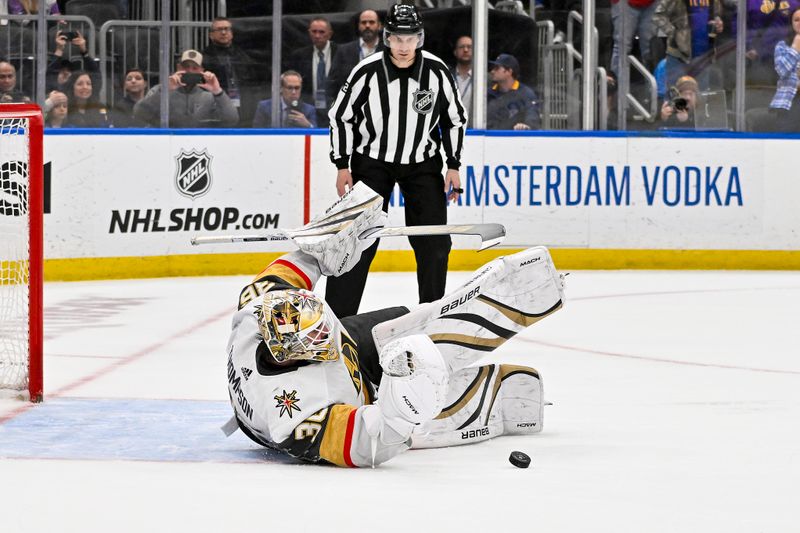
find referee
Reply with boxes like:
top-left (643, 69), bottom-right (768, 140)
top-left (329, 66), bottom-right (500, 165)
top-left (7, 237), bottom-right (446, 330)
top-left (327, 3), bottom-right (467, 318)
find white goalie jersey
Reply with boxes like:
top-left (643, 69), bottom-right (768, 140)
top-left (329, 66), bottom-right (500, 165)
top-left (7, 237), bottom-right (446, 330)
top-left (226, 250), bottom-right (410, 467)
top-left (226, 304), bottom-right (369, 451)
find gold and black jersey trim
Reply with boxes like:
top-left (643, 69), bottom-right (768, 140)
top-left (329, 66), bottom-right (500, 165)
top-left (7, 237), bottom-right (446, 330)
top-left (274, 404), bottom-right (358, 466)
top-left (237, 276), bottom-right (296, 311)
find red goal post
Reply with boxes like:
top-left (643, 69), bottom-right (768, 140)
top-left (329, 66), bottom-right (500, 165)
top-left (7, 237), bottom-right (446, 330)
top-left (0, 104), bottom-right (43, 403)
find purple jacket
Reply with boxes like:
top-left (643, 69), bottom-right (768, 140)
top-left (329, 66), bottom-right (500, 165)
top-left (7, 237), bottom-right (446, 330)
top-left (8, 0), bottom-right (60, 15)
top-left (747, 0), bottom-right (800, 61)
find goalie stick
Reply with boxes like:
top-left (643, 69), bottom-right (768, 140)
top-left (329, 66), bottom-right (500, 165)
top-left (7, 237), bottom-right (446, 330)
top-left (190, 223), bottom-right (506, 251)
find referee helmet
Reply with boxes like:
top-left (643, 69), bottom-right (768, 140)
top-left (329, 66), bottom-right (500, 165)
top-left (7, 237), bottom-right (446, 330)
top-left (384, 3), bottom-right (425, 49)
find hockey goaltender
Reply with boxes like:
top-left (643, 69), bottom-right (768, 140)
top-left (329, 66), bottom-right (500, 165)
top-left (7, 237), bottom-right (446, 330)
top-left (220, 183), bottom-right (566, 467)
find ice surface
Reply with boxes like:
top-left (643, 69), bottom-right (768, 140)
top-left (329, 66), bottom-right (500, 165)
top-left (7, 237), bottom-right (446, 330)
top-left (1, 269), bottom-right (799, 533)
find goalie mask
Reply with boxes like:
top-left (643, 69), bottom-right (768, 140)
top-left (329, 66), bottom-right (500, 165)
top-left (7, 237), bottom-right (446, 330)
top-left (257, 289), bottom-right (338, 363)
top-left (383, 3), bottom-right (425, 49)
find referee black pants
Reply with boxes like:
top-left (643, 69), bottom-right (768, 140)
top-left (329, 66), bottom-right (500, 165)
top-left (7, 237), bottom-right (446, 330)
top-left (325, 152), bottom-right (452, 318)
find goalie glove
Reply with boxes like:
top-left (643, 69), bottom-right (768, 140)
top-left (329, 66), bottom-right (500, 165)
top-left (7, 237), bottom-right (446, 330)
top-left (359, 335), bottom-right (449, 466)
top-left (376, 334), bottom-right (449, 426)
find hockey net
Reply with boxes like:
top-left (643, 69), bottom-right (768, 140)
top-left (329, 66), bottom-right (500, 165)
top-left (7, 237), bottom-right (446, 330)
top-left (0, 105), bottom-right (43, 402)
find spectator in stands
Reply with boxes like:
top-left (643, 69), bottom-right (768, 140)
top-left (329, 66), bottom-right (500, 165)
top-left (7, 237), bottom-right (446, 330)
top-left (768, 6), bottom-right (800, 131)
top-left (287, 16), bottom-right (337, 128)
top-left (610, 0), bottom-right (659, 74)
top-left (63, 70), bottom-right (112, 127)
top-left (44, 90), bottom-right (68, 128)
top-left (328, 9), bottom-right (384, 100)
top-left (111, 68), bottom-right (148, 127)
top-left (46, 29), bottom-right (98, 93)
top-left (8, 0), bottom-right (59, 14)
top-left (201, 17), bottom-right (256, 119)
top-left (653, 0), bottom-right (724, 90)
top-left (746, 0), bottom-right (800, 87)
top-left (486, 53), bottom-right (541, 130)
top-left (450, 35), bottom-right (473, 124)
top-left (659, 74), bottom-right (699, 127)
top-left (134, 49), bottom-right (239, 128)
top-left (252, 70), bottom-right (316, 128)
top-left (0, 61), bottom-right (30, 102)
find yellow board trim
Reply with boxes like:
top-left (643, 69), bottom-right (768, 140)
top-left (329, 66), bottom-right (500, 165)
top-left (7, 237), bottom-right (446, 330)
top-left (42, 249), bottom-right (800, 282)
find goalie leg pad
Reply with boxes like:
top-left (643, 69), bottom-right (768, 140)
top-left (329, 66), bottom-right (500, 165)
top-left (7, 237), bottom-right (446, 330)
top-left (410, 364), bottom-right (544, 449)
top-left (372, 246), bottom-right (565, 374)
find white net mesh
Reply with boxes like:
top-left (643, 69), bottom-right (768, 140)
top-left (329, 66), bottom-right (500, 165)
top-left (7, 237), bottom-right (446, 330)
top-left (0, 117), bottom-right (31, 392)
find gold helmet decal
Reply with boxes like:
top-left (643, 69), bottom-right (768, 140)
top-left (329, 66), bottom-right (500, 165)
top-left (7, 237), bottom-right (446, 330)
top-left (257, 289), bottom-right (338, 363)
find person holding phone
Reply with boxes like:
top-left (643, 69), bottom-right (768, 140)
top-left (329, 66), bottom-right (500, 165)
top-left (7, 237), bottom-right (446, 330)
top-left (46, 28), bottom-right (99, 93)
top-left (251, 70), bottom-right (317, 128)
top-left (133, 49), bottom-right (239, 128)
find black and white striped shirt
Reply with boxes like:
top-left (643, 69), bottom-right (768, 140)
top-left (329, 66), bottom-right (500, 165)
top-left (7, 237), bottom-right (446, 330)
top-left (329, 50), bottom-right (467, 170)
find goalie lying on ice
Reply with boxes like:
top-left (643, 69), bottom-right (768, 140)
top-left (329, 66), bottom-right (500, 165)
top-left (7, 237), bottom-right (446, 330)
top-left (223, 227), bottom-right (564, 468)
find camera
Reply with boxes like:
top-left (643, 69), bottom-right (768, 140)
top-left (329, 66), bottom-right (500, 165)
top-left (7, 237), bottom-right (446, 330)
top-left (668, 87), bottom-right (688, 112)
top-left (60, 30), bottom-right (79, 40)
top-left (181, 72), bottom-right (205, 86)
top-left (707, 20), bottom-right (718, 39)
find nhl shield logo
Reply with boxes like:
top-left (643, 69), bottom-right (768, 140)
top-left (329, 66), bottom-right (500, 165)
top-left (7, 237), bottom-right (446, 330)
top-left (175, 149), bottom-right (212, 199)
top-left (412, 89), bottom-right (435, 114)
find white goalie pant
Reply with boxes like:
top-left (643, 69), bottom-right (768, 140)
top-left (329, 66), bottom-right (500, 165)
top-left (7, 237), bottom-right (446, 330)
top-left (411, 363), bottom-right (544, 449)
top-left (371, 246), bottom-right (565, 449)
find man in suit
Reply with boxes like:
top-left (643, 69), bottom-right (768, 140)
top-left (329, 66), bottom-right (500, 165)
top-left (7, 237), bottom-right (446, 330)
top-left (252, 70), bottom-right (317, 128)
top-left (450, 35), bottom-right (474, 126)
top-left (286, 17), bottom-right (337, 128)
top-left (327, 9), bottom-right (384, 101)
top-left (202, 17), bottom-right (259, 126)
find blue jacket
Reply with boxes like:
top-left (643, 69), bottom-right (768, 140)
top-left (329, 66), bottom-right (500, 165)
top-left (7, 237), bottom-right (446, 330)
top-left (252, 98), bottom-right (318, 128)
top-left (487, 81), bottom-right (541, 130)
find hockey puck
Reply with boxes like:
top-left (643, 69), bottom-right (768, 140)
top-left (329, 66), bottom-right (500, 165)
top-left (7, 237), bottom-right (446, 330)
top-left (509, 450), bottom-right (531, 468)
